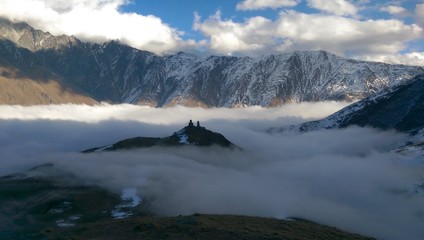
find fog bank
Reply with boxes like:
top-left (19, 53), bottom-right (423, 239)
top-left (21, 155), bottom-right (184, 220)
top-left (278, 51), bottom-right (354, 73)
top-left (0, 103), bottom-right (423, 240)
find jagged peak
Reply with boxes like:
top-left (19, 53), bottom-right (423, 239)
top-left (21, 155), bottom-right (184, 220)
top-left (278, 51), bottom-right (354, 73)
top-left (0, 17), bottom-right (81, 52)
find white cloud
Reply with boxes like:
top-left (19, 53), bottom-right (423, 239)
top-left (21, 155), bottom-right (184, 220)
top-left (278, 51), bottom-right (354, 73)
top-left (306, 0), bottom-right (358, 17)
top-left (0, 0), bottom-right (193, 55)
top-left (0, 102), bottom-right (349, 124)
top-left (0, 0), bottom-right (422, 65)
top-left (0, 104), bottom-right (423, 240)
top-left (236, 0), bottom-right (300, 11)
top-left (194, 10), bottom-right (423, 58)
top-left (417, 4), bottom-right (424, 28)
top-left (380, 5), bottom-right (408, 15)
top-left (274, 11), bottom-right (422, 55)
top-left (358, 52), bottom-right (424, 66)
top-left (194, 11), bottom-right (275, 55)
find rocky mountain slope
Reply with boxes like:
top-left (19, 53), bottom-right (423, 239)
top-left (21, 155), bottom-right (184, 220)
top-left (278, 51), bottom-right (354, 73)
top-left (0, 19), bottom-right (97, 105)
top-left (82, 120), bottom-right (236, 152)
top-left (269, 74), bottom-right (424, 155)
top-left (295, 74), bottom-right (424, 133)
top-left (1, 18), bottom-right (423, 107)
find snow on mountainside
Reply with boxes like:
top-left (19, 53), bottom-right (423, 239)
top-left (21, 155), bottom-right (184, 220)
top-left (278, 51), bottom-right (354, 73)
top-left (291, 74), bottom-right (424, 133)
top-left (1, 18), bottom-right (424, 107)
top-left (0, 18), bottom-right (79, 51)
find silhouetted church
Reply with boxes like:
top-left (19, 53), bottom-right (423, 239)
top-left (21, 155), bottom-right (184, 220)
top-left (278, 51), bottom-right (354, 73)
top-left (188, 120), bottom-right (202, 128)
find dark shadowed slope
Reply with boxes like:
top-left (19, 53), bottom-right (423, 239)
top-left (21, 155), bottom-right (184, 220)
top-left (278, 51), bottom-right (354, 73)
top-left (0, 38), bottom-right (97, 105)
top-left (0, 167), bottom-right (375, 240)
top-left (291, 74), bottom-right (424, 133)
top-left (50, 214), bottom-right (376, 240)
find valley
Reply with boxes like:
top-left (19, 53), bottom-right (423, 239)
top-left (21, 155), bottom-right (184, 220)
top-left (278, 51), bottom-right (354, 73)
top-left (0, 15), bottom-right (424, 240)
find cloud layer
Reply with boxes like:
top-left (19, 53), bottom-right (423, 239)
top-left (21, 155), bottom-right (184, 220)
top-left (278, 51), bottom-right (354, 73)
top-left (0, 104), bottom-right (423, 240)
top-left (194, 9), bottom-right (422, 63)
top-left (0, 0), bottom-right (193, 54)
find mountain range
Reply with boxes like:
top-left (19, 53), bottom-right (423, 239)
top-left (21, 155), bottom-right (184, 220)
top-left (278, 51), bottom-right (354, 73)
top-left (1, 18), bottom-right (423, 107)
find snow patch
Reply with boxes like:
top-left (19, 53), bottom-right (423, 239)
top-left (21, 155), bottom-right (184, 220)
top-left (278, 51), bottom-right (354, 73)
top-left (111, 209), bottom-right (133, 219)
top-left (48, 201), bottom-right (72, 214)
top-left (56, 219), bottom-right (75, 227)
top-left (111, 187), bottom-right (142, 219)
top-left (95, 144), bottom-right (113, 152)
top-left (178, 134), bottom-right (189, 144)
top-left (69, 215), bottom-right (82, 220)
top-left (176, 129), bottom-right (190, 144)
top-left (121, 188), bottom-right (142, 207)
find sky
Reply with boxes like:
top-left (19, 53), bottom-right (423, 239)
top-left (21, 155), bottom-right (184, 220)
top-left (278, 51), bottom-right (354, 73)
top-left (0, 103), bottom-right (423, 240)
top-left (0, 0), bottom-right (424, 65)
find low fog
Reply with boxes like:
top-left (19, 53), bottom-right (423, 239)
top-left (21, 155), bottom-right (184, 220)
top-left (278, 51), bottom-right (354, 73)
top-left (0, 103), bottom-right (423, 240)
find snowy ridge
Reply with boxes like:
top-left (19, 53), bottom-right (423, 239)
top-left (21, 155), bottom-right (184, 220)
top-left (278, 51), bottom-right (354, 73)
top-left (1, 18), bottom-right (424, 107)
top-left (115, 50), bottom-right (424, 107)
top-left (290, 74), bottom-right (424, 132)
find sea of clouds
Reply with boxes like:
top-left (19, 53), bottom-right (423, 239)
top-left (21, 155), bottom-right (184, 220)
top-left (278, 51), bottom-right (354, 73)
top-left (0, 102), bottom-right (423, 240)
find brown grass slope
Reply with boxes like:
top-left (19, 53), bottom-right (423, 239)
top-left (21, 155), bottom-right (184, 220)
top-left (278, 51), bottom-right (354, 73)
top-left (0, 67), bottom-right (97, 105)
top-left (46, 214), bottom-right (376, 240)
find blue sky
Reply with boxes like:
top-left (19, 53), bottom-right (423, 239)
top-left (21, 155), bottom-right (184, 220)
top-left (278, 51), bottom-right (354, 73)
top-left (0, 0), bottom-right (423, 65)
top-left (121, 0), bottom-right (422, 41)
top-left (120, 0), bottom-right (279, 40)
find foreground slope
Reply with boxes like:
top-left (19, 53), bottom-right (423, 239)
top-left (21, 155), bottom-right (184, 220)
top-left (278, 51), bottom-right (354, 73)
top-left (50, 214), bottom-right (375, 240)
top-left (0, 167), bottom-right (375, 240)
top-left (1, 18), bottom-right (423, 107)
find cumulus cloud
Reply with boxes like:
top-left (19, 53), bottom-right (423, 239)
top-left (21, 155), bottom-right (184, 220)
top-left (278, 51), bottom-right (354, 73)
top-left (359, 52), bottom-right (424, 66)
top-left (0, 104), bottom-right (423, 240)
top-left (417, 4), bottom-right (424, 28)
top-left (194, 10), bottom-right (423, 58)
top-left (307, 0), bottom-right (358, 17)
top-left (0, 0), bottom-right (193, 55)
top-left (380, 5), bottom-right (408, 16)
top-left (273, 11), bottom-right (421, 55)
top-left (0, 0), bottom-right (422, 65)
top-left (236, 0), bottom-right (300, 11)
top-left (193, 11), bottom-right (275, 55)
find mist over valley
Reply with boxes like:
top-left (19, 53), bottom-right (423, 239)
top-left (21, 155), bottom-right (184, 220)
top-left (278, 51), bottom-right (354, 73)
top-left (1, 103), bottom-right (423, 240)
top-left (1, 4), bottom-right (424, 238)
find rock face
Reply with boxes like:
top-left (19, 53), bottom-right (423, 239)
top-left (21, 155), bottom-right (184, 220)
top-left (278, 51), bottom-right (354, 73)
top-left (290, 74), bottom-right (424, 133)
top-left (82, 121), bottom-right (236, 152)
top-left (1, 18), bottom-right (424, 107)
top-left (0, 19), bottom-right (97, 105)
